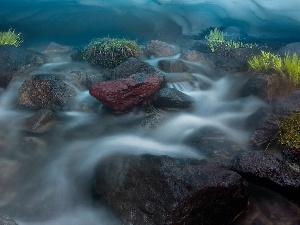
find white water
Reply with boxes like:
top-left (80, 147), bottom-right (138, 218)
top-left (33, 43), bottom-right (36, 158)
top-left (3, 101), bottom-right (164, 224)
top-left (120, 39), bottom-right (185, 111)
top-left (0, 54), bottom-right (266, 224)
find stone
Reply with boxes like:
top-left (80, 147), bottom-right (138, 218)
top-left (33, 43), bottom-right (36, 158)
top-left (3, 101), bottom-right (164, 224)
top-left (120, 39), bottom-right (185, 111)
top-left (281, 147), bottom-right (300, 165)
top-left (0, 215), bottom-right (18, 225)
top-left (42, 42), bottom-right (72, 54)
top-left (0, 46), bottom-right (45, 87)
top-left (153, 87), bottom-right (193, 110)
top-left (93, 153), bottom-right (249, 225)
top-left (277, 42), bottom-right (300, 57)
top-left (109, 57), bottom-right (157, 80)
top-left (272, 90), bottom-right (300, 118)
top-left (180, 50), bottom-right (205, 62)
top-left (22, 109), bottom-right (55, 133)
top-left (230, 151), bottom-right (300, 201)
top-left (140, 113), bottom-right (164, 128)
top-left (241, 75), bottom-right (268, 100)
top-left (144, 40), bottom-right (176, 57)
top-left (158, 59), bottom-right (189, 73)
top-left (18, 74), bottom-right (77, 110)
top-left (89, 73), bottom-right (164, 113)
top-left (184, 126), bottom-right (245, 164)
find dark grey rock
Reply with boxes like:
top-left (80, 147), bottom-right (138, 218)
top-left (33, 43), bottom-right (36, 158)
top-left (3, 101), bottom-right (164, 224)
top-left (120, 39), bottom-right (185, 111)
top-left (22, 109), bottom-right (55, 133)
top-left (184, 126), bottom-right (245, 164)
top-left (277, 42), bottom-right (300, 57)
top-left (153, 87), bottom-right (193, 110)
top-left (273, 90), bottom-right (300, 118)
top-left (18, 74), bottom-right (77, 110)
top-left (0, 46), bottom-right (45, 87)
top-left (230, 151), bottom-right (300, 201)
top-left (93, 154), bottom-right (249, 225)
top-left (140, 113), bottom-right (164, 128)
top-left (110, 57), bottom-right (157, 80)
top-left (158, 59), bottom-right (189, 73)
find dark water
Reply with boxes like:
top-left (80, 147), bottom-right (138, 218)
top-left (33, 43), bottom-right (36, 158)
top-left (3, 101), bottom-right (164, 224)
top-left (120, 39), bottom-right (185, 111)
top-left (0, 0), bottom-right (300, 224)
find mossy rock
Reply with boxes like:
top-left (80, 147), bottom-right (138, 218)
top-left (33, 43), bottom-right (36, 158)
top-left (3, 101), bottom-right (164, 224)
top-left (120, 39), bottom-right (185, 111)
top-left (82, 37), bottom-right (140, 68)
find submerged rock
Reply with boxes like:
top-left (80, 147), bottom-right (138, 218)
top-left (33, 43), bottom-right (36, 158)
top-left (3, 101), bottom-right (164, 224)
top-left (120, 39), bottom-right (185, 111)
top-left (0, 46), bottom-right (45, 87)
top-left (140, 113), bottom-right (164, 128)
top-left (18, 74), bottom-right (77, 110)
top-left (144, 40), bottom-right (176, 57)
top-left (89, 73), bottom-right (164, 113)
top-left (158, 59), bottom-right (189, 73)
top-left (109, 57), bottom-right (157, 80)
top-left (42, 42), bottom-right (72, 54)
top-left (230, 151), bottom-right (300, 202)
top-left (22, 109), bottom-right (55, 133)
top-left (153, 87), bottom-right (194, 111)
top-left (0, 215), bottom-right (18, 225)
top-left (93, 154), bottom-right (249, 225)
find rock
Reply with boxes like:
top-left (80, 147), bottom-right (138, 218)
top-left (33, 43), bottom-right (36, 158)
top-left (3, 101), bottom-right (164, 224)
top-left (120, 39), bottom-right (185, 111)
top-left (140, 113), bottom-right (164, 128)
top-left (273, 90), bottom-right (300, 118)
top-left (241, 75), bottom-right (268, 100)
top-left (245, 107), bottom-right (270, 131)
top-left (89, 73), bottom-right (164, 113)
top-left (144, 40), bottom-right (176, 57)
top-left (184, 126), bottom-right (245, 164)
top-left (180, 50), bottom-right (205, 62)
top-left (18, 74), bottom-right (77, 110)
top-left (42, 42), bottom-right (72, 54)
top-left (158, 59), bottom-right (189, 73)
top-left (277, 42), bottom-right (300, 57)
top-left (249, 115), bottom-right (280, 149)
top-left (93, 153), bottom-right (249, 225)
top-left (281, 147), bottom-right (300, 165)
top-left (179, 40), bottom-right (211, 53)
top-left (153, 87), bottom-right (193, 110)
top-left (230, 151), bottom-right (300, 201)
top-left (212, 55), bottom-right (249, 72)
top-left (0, 215), bottom-right (18, 225)
top-left (22, 109), bottom-right (55, 133)
top-left (0, 46), bottom-right (45, 87)
top-left (109, 57), bottom-right (157, 80)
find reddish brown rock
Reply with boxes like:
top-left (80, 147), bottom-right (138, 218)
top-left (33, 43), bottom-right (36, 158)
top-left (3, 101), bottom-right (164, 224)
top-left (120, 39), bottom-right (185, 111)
top-left (144, 40), bottom-right (176, 57)
top-left (89, 73), bottom-right (164, 112)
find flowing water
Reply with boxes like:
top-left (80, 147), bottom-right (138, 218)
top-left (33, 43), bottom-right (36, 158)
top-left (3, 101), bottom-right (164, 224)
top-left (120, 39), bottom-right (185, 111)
top-left (0, 52), bottom-right (268, 224)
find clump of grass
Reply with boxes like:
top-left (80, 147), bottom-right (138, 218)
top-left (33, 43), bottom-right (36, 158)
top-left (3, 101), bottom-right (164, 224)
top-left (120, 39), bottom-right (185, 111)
top-left (83, 37), bottom-right (140, 68)
top-left (0, 29), bottom-right (23, 47)
top-left (205, 28), bottom-right (257, 52)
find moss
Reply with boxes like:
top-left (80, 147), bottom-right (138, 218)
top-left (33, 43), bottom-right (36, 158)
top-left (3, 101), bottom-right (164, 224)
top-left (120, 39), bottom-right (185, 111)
top-left (278, 112), bottom-right (300, 150)
top-left (0, 29), bottom-right (23, 47)
top-left (205, 28), bottom-right (257, 53)
top-left (82, 37), bottom-right (140, 68)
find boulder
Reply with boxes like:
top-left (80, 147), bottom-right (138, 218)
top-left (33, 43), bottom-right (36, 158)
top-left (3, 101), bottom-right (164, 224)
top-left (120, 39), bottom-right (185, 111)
top-left (144, 40), bottom-right (176, 57)
top-left (140, 113), bottom-right (164, 128)
top-left (281, 147), bottom-right (300, 165)
top-left (180, 50), bottom-right (205, 62)
top-left (184, 126), bottom-right (245, 164)
top-left (277, 42), bottom-right (300, 57)
top-left (240, 75), bottom-right (268, 100)
top-left (0, 46), bottom-right (45, 87)
top-left (158, 59), bottom-right (189, 73)
top-left (152, 87), bottom-right (193, 110)
top-left (89, 73), bottom-right (164, 113)
top-left (230, 151), bottom-right (300, 201)
top-left (22, 109), bottom-right (55, 133)
top-left (179, 40), bottom-right (211, 53)
top-left (109, 57), bottom-right (157, 81)
top-left (0, 215), bottom-right (18, 225)
top-left (272, 90), bottom-right (300, 118)
top-left (93, 154), bottom-right (249, 225)
top-left (18, 74), bottom-right (77, 110)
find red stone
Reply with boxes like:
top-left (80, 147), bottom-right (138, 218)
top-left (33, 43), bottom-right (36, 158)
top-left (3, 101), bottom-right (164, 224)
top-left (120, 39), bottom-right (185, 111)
top-left (89, 73), bottom-right (163, 112)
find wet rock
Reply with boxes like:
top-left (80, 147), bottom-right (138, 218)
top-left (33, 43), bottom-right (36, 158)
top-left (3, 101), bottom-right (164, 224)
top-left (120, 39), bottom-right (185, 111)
top-left (230, 151), bottom-right (300, 201)
top-left (144, 40), bottom-right (176, 57)
top-left (180, 50), bottom-right (205, 62)
top-left (22, 109), bottom-right (55, 133)
top-left (109, 57), bottom-right (157, 81)
top-left (18, 74), bottom-right (77, 110)
top-left (249, 115), bottom-right (280, 149)
top-left (89, 73), bottom-right (164, 113)
top-left (272, 90), bottom-right (300, 118)
top-left (212, 55), bottom-right (248, 72)
top-left (277, 42), bottom-right (300, 57)
top-left (179, 40), bottom-right (211, 53)
top-left (0, 215), bottom-right (18, 225)
top-left (42, 42), bottom-right (72, 54)
top-left (93, 154), bottom-right (249, 225)
top-left (140, 113), bottom-right (164, 128)
top-left (234, 185), bottom-right (300, 225)
top-left (240, 75), bottom-right (268, 100)
top-left (0, 46), bottom-right (45, 87)
top-left (184, 126), bottom-right (245, 164)
top-left (158, 59), bottom-right (189, 73)
top-left (245, 107), bottom-right (270, 131)
top-left (281, 147), bottom-right (300, 165)
top-left (153, 87), bottom-right (193, 111)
